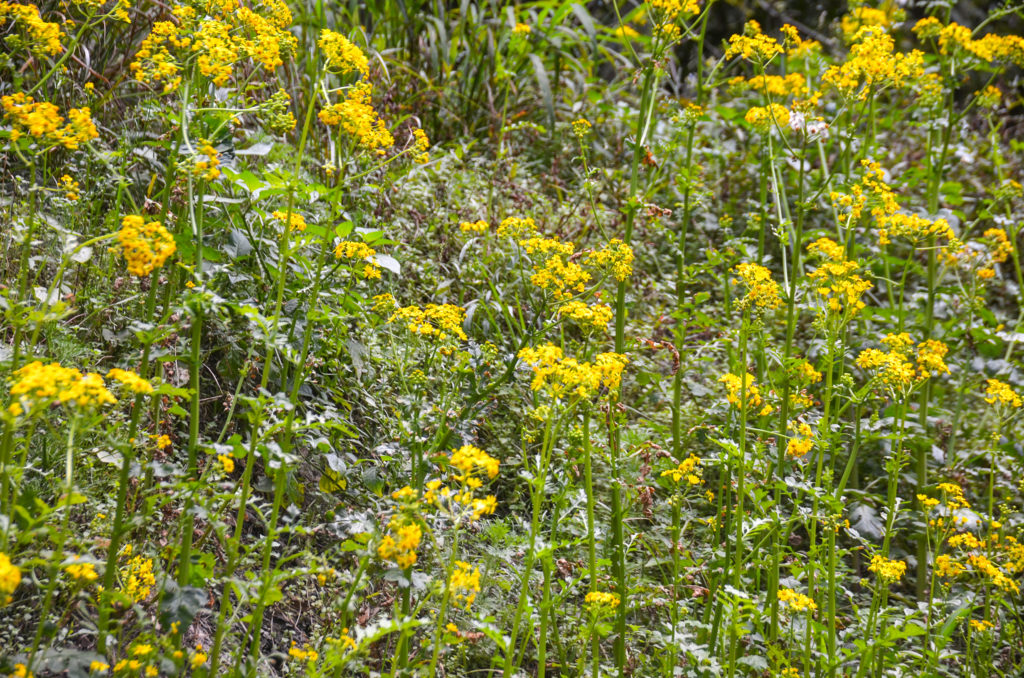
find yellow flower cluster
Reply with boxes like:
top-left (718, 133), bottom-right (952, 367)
top-left (855, 334), bottom-right (946, 391)
top-left (8, 361), bottom-right (116, 415)
top-left (412, 128), bottom-right (429, 164)
top-left (983, 228), bottom-right (1013, 264)
top-left (0, 1), bottom-right (63, 56)
top-left (497, 216), bottom-right (537, 238)
top-left (519, 236), bottom-right (574, 257)
top-left (318, 29), bottom-right (369, 76)
top-left (272, 209), bottom-right (306, 232)
top-left (839, 7), bottom-right (891, 43)
top-left (65, 556), bottom-right (99, 582)
top-left (390, 304), bottom-right (468, 342)
top-left (647, 0), bottom-right (700, 22)
top-left (120, 553), bottom-right (155, 602)
top-left (130, 20), bottom-right (190, 93)
top-left (744, 103), bottom-right (790, 132)
top-left (557, 300), bottom-right (613, 331)
top-left (831, 161), bottom-right (899, 221)
top-left (448, 561), bottom-right (482, 609)
top-left (391, 446), bottom-right (499, 522)
top-left (948, 532), bottom-right (982, 550)
top-left (806, 238), bottom-right (872, 318)
top-left (780, 24), bottom-right (821, 57)
top-left (571, 118), bottom-right (592, 137)
top-left (868, 555), bottom-right (906, 583)
top-left (117, 215), bottom-right (176, 276)
top-left (288, 643), bottom-right (319, 662)
top-left (778, 587), bottom-right (817, 612)
top-left (2, 93), bottom-right (98, 149)
top-left (915, 19), bottom-right (1024, 68)
top-left (371, 293), bottom-right (397, 313)
top-left (968, 554), bottom-right (1019, 594)
top-left (984, 378), bottom-right (1022, 408)
top-left (916, 340), bottom-right (950, 379)
top-left (0, 553), bottom-right (20, 605)
top-left (191, 645), bottom-right (208, 669)
top-left (660, 454), bottom-right (702, 485)
top-left (334, 240), bottom-right (381, 278)
top-left (727, 73), bottom-right (807, 98)
top-left (877, 213), bottom-right (960, 250)
top-left (822, 28), bottom-right (924, 99)
top-left (107, 368), bottom-right (154, 394)
top-left (786, 421), bottom-right (814, 458)
top-left (584, 591), bottom-right (620, 610)
top-left (449, 444), bottom-right (499, 482)
top-left (935, 554), bottom-right (966, 578)
top-left (733, 262), bottom-right (782, 310)
top-left (58, 174), bottom-right (80, 201)
top-left (529, 250), bottom-right (591, 300)
top-left (192, 142), bottom-right (221, 181)
top-left (377, 516), bottom-right (422, 569)
top-left (585, 239), bottom-right (634, 281)
top-left (130, 2), bottom-right (295, 92)
top-left (319, 82), bottom-right (394, 153)
top-left (460, 220), bottom-right (488, 234)
top-left (517, 344), bottom-right (628, 399)
top-left (719, 372), bottom-right (772, 416)
top-left (724, 21), bottom-right (783, 63)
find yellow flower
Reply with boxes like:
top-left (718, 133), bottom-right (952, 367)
top-left (660, 454), bottom-right (703, 485)
top-left (935, 554), bottom-right (965, 578)
top-left (518, 344), bottom-right (628, 399)
top-left (59, 174), bottom-right (80, 201)
top-left (0, 553), bottom-right (21, 605)
top-left (0, 2), bottom-right (64, 56)
top-left (377, 517), bottom-right (421, 569)
top-left (571, 118), bottom-right (592, 137)
top-left (120, 553), bottom-right (155, 603)
top-left (318, 29), bottom-right (368, 76)
top-left (744, 103), bottom-right (790, 132)
top-left (822, 28), bottom-right (924, 99)
top-left (585, 239), bottom-right (634, 282)
top-left (88, 662), bottom-right (109, 673)
top-left (411, 127), bottom-right (429, 164)
top-left (107, 368), bottom-right (153, 394)
top-left (868, 555), bottom-right (906, 583)
top-left (806, 239), bottom-right (872, 319)
top-left (777, 587), bottom-right (817, 612)
top-left (459, 219), bottom-right (488, 234)
top-left (719, 372), bottom-right (771, 415)
top-left (191, 645), bottom-right (208, 669)
top-left (724, 21), bottom-right (783, 63)
top-left (448, 561), bottom-right (482, 609)
top-left (288, 643), bottom-right (319, 662)
top-left (334, 240), bottom-right (382, 278)
top-left (584, 591), bottom-right (620, 612)
top-left (65, 556), bottom-right (99, 582)
top-left (984, 379), bottom-right (1022, 408)
top-left (497, 216), bottom-right (537, 238)
top-left (1, 93), bottom-right (97, 149)
top-left (272, 209), bottom-right (307, 232)
top-left (217, 454), bottom-right (235, 473)
top-left (117, 215), bottom-right (176, 276)
top-left (839, 6), bottom-right (891, 43)
top-left (733, 262), bottom-right (782, 310)
top-left (557, 300), bottom-right (613, 331)
top-left (389, 304), bottom-right (468, 342)
top-left (318, 82), bottom-right (393, 152)
top-left (9, 361), bottom-right (116, 411)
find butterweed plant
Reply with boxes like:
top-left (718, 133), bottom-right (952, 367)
top-left (1, 0), bottom-right (1023, 676)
